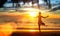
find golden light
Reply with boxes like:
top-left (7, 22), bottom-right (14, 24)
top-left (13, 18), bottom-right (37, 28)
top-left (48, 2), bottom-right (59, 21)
top-left (29, 12), bottom-right (37, 17)
top-left (29, 30), bottom-right (36, 32)
top-left (0, 23), bottom-right (16, 36)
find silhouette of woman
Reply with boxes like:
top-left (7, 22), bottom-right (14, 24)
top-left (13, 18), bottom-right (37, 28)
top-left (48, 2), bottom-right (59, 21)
top-left (38, 12), bottom-right (48, 30)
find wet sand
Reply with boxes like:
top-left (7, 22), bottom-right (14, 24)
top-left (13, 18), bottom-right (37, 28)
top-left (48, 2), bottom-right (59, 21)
top-left (11, 31), bottom-right (60, 36)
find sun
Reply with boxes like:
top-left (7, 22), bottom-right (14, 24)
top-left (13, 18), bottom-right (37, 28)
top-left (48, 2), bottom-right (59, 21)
top-left (29, 12), bottom-right (37, 17)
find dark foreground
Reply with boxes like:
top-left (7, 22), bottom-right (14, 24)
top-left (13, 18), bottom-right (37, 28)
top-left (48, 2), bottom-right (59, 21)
top-left (10, 31), bottom-right (60, 36)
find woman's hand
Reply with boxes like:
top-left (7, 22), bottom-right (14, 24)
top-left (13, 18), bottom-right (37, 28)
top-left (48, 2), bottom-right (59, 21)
top-left (42, 15), bottom-right (49, 18)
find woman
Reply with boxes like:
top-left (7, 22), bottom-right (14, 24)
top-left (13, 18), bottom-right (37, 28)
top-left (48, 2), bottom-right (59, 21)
top-left (38, 12), bottom-right (48, 30)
